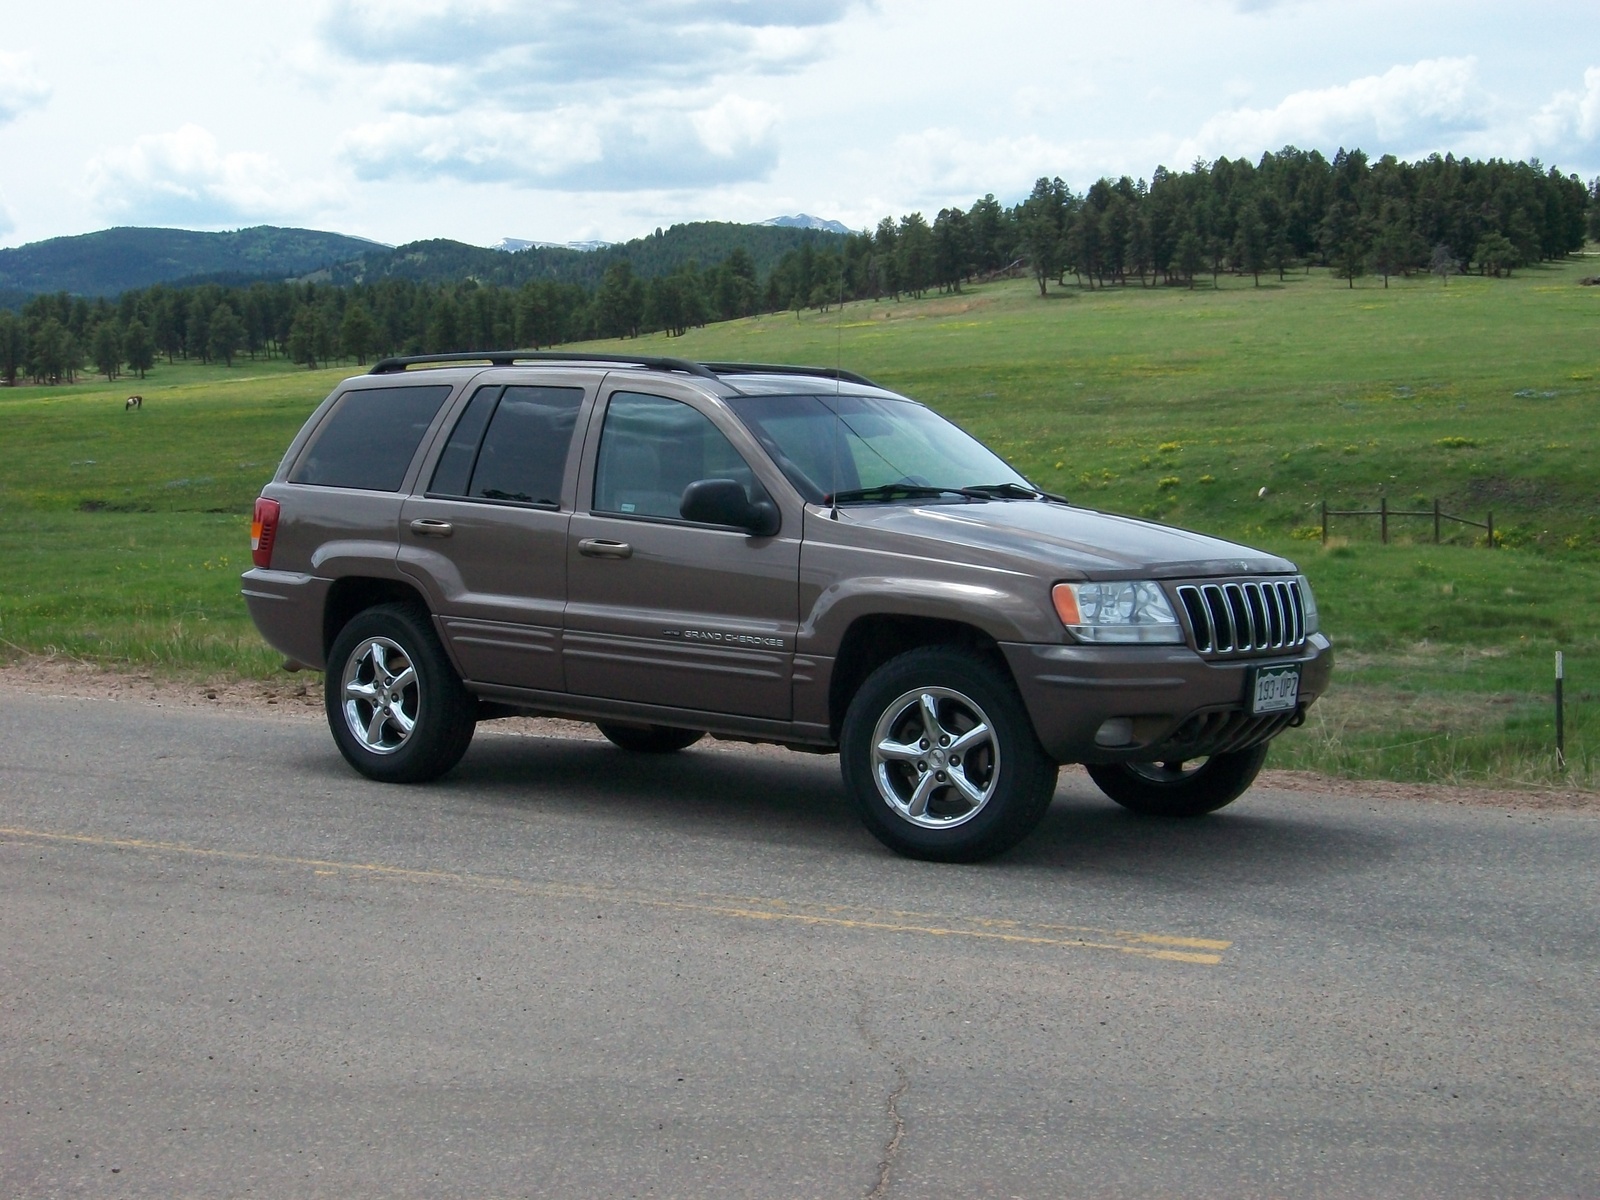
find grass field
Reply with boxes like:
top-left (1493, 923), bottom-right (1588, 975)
top-left (2, 256), bottom-right (1597, 786)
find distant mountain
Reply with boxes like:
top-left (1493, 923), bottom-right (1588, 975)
top-left (0, 226), bottom-right (387, 298)
top-left (333, 221), bottom-right (848, 291)
top-left (761, 214), bottom-right (853, 235)
top-left (494, 237), bottom-right (614, 253)
top-left (0, 219), bottom-right (851, 301)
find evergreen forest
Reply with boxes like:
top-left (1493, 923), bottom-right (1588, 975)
top-left (2, 146), bottom-right (1596, 387)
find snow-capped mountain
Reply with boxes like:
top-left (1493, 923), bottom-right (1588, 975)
top-left (494, 237), bottom-right (613, 253)
top-left (759, 215), bottom-right (853, 235)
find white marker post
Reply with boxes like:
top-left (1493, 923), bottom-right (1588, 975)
top-left (1555, 651), bottom-right (1565, 770)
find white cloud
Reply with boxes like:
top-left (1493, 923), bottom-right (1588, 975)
top-left (1176, 57), bottom-right (1491, 163)
top-left (689, 95), bottom-right (779, 159)
top-left (320, 0), bottom-right (860, 99)
top-left (84, 125), bottom-right (343, 227)
top-left (320, 1), bottom-right (863, 190)
top-left (0, 51), bottom-right (51, 124)
top-left (875, 128), bottom-right (1077, 202)
top-left (342, 94), bottom-right (779, 189)
top-left (1530, 67), bottom-right (1600, 155)
top-left (0, 191), bottom-right (15, 238)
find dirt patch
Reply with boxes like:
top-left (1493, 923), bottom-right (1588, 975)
top-left (0, 654), bottom-right (326, 717)
top-left (1, 654), bottom-right (1594, 810)
top-left (1253, 768), bottom-right (1598, 813)
top-left (1456, 475), bottom-right (1563, 509)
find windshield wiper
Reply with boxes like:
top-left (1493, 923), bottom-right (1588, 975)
top-left (826, 483), bottom-right (974, 504)
top-left (960, 482), bottom-right (1070, 504)
top-left (826, 482), bottom-right (1072, 506)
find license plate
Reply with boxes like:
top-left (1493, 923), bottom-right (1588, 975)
top-left (1250, 664), bottom-right (1301, 715)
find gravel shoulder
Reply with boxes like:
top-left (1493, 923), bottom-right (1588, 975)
top-left (3, 654), bottom-right (1594, 814)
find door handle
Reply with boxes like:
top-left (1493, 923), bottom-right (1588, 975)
top-left (578, 538), bottom-right (632, 559)
top-left (409, 519), bottom-right (454, 537)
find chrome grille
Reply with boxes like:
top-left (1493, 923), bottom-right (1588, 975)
top-left (1176, 579), bottom-right (1305, 656)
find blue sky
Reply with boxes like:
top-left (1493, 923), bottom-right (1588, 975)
top-left (0, 0), bottom-right (1595, 249)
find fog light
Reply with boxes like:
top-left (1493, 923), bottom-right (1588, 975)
top-left (1094, 717), bottom-right (1134, 747)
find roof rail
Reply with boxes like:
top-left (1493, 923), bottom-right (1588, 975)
top-left (700, 362), bottom-right (880, 388)
top-left (368, 350), bottom-right (721, 380)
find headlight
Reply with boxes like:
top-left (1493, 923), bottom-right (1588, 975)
top-left (1052, 581), bottom-right (1185, 644)
top-left (1299, 574), bottom-right (1320, 635)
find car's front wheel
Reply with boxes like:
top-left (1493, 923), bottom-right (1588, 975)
top-left (840, 647), bottom-right (1059, 862)
top-left (1085, 743), bottom-right (1269, 818)
top-left (324, 603), bottom-right (477, 783)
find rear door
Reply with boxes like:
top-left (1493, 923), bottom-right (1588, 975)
top-left (398, 372), bottom-right (593, 691)
top-left (562, 384), bottom-right (801, 720)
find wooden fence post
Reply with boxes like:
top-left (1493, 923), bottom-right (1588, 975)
top-left (1487, 511), bottom-right (1494, 548)
top-left (1380, 496), bottom-right (1388, 544)
top-left (1433, 498), bottom-right (1441, 544)
top-left (1321, 500), bottom-right (1328, 545)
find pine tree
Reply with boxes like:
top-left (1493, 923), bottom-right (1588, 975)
top-left (92, 321), bottom-right (123, 381)
top-left (339, 300), bottom-right (378, 364)
top-left (1018, 179), bottom-right (1062, 297)
top-left (123, 319), bottom-right (156, 379)
top-left (0, 311), bottom-right (27, 386)
top-left (208, 303), bottom-right (245, 366)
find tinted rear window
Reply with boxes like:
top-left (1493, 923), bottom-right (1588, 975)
top-left (289, 385), bottom-right (453, 491)
top-left (430, 385), bottom-right (584, 506)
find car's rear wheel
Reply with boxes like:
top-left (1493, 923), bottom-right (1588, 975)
top-left (1085, 743), bottom-right (1269, 818)
top-left (324, 603), bottom-right (477, 783)
top-left (840, 647), bottom-right (1058, 862)
top-left (596, 723), bottom-right (705, 754)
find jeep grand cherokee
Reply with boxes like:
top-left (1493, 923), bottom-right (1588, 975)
top-left (243, 352), bottom-right (1332, 861)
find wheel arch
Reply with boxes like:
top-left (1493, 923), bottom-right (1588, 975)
top-left (323, 576), bottom-right (434, 661)
top-left (827, 614), bottom-right (1015, 741)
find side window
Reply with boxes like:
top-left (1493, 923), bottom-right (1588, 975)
top-left (289, 385), bottom-right (453, 491)
top-left (429, 385), bottom-right (584, 507)
top-left (593, 392), bottom-right (760, 520)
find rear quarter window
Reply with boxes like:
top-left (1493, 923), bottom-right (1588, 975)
top-left (289, 384), bottom-right (454, 491)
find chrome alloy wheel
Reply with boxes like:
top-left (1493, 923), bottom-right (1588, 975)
top-left (340, 636), bottom-right (419, 755)
top-left (870, 686), bottom-right (1000, 829)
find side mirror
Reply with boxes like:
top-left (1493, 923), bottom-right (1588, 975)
top-left (680, 478), bottom-right (779, 536)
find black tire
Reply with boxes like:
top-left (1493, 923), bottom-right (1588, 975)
top-left (324, 602), bottom-right (477, 783)
top-left (840, 647), bottom-right (1058, 863)
top-left (596, 723), bottom-right (705, 754)
top-left (1085, 743), bottom-right (1269, 818)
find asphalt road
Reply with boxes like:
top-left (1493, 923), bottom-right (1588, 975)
top-left (2, 692), bottom-right (1597, 1199)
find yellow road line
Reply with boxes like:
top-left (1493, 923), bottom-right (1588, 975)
top-left (0, 825), bottom-right (1231, 965)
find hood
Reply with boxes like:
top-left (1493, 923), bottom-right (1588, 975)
top-left (830, 498), bottom-right (1297, 579)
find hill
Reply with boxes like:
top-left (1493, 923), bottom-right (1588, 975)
top-left (0, 221), bottom-right (848, 302)
top-left (0, 226), bottom-right (386, 299)
top-left (1, 258), bottom-right (1598, 787)
top-left (328, 221), bottom-right (846, 291)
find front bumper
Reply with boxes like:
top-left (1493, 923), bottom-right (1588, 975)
top-left (1002, 632), bottom-right (1333, 764)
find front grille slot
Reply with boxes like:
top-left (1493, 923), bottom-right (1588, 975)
top-left (1177, 579), bottom-right (1305, 656)
top-left (1163, 708), bottom-right (1295, 755)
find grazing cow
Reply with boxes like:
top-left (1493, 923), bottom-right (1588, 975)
top-left (124, 395), bottom-right (143, 410)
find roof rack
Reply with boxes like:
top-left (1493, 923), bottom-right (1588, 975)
top-left (366, 351), bottom-right (881, 390)
top-left (368, 350), bottom-right (721, 380)
top-left (699, 362), bottom-right (880, 388)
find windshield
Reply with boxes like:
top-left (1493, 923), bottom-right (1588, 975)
top-left (725, 393), bottom-right (1032, 503)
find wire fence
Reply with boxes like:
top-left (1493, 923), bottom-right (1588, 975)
top-left (1321, 498), bottom-right (1495, 547)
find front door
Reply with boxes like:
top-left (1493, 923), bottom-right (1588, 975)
top-left (563, 388), bottom-right (799, 720)
top-left (398, 378), bottom-right (589, 691)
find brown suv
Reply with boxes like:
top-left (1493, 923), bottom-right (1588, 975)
top-left (243, 352), bottom-right (1331, 861)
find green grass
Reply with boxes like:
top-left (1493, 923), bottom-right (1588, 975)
top-left (0, 358), bottom-right (348, 675)
top-left (2, 258), bottom-right (1598, 788)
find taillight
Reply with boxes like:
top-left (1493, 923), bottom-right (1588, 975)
top-left (251, 497), bottom-right (281, 568)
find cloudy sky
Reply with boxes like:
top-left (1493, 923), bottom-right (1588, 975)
top-left (1, 0), bottom-right (1596, 250)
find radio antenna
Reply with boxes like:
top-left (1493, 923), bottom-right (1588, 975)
top-left (830, 258), bottom-right (846, 519)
